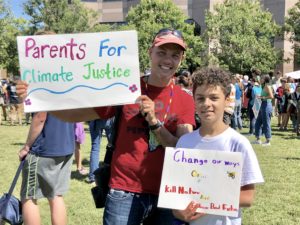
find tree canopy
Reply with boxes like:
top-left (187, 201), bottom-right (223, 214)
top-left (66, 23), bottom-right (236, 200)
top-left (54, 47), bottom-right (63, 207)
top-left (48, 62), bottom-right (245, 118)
top-left (286, 1), bottom-right (300, 65)
top-left (126, 0), bottom-right (204, 72)
top-left (0, 0), bottom-right (26, 75)
top-left (23, 0), bottom-right (98, 34)
top-left (205, 0), bottom-right (282, 74)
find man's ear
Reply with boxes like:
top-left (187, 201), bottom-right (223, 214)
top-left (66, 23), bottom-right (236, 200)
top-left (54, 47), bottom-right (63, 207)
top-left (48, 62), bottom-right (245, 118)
top-left (181, 52), bottom-right (186, 61)
top-left (148, 47), bottom-right (153, 57)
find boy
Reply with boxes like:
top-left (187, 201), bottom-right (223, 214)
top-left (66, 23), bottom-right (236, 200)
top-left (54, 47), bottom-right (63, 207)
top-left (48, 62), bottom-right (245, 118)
top-left (172, 67), bottom-right (264, 225)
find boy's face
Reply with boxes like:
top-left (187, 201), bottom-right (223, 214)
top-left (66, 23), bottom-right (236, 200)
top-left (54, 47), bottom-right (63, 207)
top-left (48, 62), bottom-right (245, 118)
top-left (194, 84), bottom-right (227, 126)
top-left (149, 43), bottom-right (184, 83)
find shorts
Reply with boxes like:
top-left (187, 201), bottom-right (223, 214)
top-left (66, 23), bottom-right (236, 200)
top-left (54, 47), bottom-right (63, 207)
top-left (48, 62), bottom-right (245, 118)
top-left (75, 122), bottom-right (85, 144)
top-left (20, 153), bottom-right (73, 200)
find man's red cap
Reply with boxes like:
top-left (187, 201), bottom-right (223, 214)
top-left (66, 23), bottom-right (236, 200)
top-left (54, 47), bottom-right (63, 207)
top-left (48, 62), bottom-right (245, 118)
top-left (152, 33), bottom-right (186, 50)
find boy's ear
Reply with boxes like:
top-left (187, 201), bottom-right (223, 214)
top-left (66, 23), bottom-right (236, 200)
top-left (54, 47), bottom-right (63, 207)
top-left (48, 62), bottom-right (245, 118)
top-left (225, 96), bottom-right (231, 107)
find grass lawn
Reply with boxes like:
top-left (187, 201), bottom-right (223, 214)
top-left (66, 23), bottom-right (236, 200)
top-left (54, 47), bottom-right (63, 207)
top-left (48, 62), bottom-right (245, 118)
top-left (0, 118), bottom-right (299, 225)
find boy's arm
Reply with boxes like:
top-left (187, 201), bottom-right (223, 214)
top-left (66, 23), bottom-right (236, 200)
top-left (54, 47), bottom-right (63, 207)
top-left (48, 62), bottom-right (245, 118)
top-left (18, 112), bottom-right (47, 160)
top-left (239, 184), bottom-right (255, 207)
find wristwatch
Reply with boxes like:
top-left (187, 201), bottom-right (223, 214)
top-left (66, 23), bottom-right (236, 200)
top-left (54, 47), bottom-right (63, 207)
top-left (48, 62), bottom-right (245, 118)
top-left (149, 119), bottom-right (163, 131)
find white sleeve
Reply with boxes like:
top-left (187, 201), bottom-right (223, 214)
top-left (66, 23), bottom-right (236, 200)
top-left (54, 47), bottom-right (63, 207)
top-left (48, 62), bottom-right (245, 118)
top-left (239, 138), bottom-right (264, 186)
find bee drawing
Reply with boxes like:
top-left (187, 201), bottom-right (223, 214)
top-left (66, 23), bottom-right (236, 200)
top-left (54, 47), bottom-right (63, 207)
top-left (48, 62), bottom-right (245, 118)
top-left (227, 171), bottom-right (236, 179)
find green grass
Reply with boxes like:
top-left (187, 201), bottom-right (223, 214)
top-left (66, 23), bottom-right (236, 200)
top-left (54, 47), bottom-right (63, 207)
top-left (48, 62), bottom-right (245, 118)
top-left (0, 118), bottom-right (299, 225)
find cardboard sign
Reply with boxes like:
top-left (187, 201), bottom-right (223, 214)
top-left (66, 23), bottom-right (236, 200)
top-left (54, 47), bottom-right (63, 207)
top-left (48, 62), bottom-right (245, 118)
top-left (17, 31), bottom-right (141, 112)
top-left (158, 147), bottom-right (243, 217)
top-left (252, 97), bottom-right (262, 119)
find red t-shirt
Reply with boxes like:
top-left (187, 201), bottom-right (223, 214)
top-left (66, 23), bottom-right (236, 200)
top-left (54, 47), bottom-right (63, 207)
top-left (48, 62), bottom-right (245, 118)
top-left (94, 79), bottom-right (195, 195)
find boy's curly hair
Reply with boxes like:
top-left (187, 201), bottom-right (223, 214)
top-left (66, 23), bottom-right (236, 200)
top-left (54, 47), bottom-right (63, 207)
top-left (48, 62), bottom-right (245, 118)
top-left (192, 67), bottom-right (232, 97)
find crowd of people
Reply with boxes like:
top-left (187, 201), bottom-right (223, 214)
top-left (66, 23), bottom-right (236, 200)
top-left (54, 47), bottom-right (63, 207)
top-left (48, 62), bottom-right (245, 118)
top-left (0, 77), bottom-right (28, 126)
top-left (5, 27), bottom-right (299, 225)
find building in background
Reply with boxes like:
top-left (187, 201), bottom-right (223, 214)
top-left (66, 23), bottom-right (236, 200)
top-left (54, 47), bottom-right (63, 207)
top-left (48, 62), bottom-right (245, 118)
top-left (81, 0), bottom-right (299, 74)
top-left (0, 69), bottom-right (7, 79)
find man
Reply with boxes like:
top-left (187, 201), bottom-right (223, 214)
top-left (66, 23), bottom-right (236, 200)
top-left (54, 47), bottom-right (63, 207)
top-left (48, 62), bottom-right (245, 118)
top-left (176, 69), bottom-right (193, 96)
top-left (17, 29), bottom-right (195, 225)
top-left (18, 113), bottom-right (75, 225)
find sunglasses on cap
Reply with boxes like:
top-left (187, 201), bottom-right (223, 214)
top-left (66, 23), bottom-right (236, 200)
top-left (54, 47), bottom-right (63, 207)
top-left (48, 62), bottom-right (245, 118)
top-left (154, 28), bottom-right (184, 40)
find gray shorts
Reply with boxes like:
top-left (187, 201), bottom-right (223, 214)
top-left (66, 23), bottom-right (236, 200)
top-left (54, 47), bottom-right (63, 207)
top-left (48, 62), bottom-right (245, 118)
top-left (20, 153), bottom-right (73, 200)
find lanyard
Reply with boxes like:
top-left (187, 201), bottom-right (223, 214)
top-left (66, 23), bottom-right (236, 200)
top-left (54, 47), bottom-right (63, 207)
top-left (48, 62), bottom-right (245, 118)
top-left (144, 76), bottom-right (174, 123)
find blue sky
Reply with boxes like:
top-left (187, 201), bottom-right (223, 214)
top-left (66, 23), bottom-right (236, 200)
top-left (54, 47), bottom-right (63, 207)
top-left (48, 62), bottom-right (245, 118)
top-left (10, 0), bottom-right (28, 18)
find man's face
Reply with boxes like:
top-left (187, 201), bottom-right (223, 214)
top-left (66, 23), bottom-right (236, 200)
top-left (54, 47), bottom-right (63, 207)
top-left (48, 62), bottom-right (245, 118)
top-left (149, 43), bottom-right (184, 82)
top-left (194, 84), bottom-right (227, 126)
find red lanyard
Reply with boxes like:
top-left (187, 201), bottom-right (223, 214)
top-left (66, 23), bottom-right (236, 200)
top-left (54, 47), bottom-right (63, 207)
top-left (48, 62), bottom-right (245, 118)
top-left (144, 76), bottom-right (174, 123)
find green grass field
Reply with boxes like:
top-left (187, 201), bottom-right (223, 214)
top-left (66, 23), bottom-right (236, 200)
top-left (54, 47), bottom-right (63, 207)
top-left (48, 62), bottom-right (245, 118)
top-left (0, 119), bottom-right (299, 225)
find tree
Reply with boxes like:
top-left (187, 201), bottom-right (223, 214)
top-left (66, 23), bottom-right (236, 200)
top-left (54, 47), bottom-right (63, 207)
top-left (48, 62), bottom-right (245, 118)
top-left (126, 0), bottom-right (204, 72)
top-left (285, 1), bottom-right (300, 65)
top-left (205, 0), bottom-right (282, 74)
top-left (23, 0), bottom-right (99, 34)
top-left (0, 0), bottom-right (26, 75)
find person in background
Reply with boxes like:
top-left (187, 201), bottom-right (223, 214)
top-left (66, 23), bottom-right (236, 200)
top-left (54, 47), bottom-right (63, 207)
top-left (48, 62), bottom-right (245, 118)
top-left (275, 78), bottom-right (286, 128)
top-left (74, 122), bottom-right (88, 175)
top-left (0, 80), bottom-right (6, 125)
top-left (280, 83), bottom-right (292, 131)
top-left (224, 75), bottom-right (236, 128)
top-left (291, 84), bottom-right (300, 136)
top-left (176, 69), bottom-right (192, 96)
top-left (247, 78), bottom-right (262, 136)
top-left (233, 75), bottom-right (243, 130)
top-left (253, 74), bottom-right (274, 146)
top-left (16, 28), bottom-right (195, 225)
top-left (172, 67), bottom-right (264, 225)
top-left (18, 112), bottom-right (75, 225)
top-left (6, 78), bottom-right (23, 125)
top-left (86, 118), bottom-right (114, 184)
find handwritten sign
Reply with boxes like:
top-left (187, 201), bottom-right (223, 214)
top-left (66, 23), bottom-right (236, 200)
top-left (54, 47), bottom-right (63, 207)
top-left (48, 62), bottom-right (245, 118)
top-left (17, 31), bottom-right (141, 112)
top-left (158, 147), bottom-right (243, 217)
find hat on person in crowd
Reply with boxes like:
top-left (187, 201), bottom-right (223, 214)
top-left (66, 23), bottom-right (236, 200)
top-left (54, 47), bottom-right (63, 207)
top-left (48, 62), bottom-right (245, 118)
top-left (152, 28), bottom-right (186, 50)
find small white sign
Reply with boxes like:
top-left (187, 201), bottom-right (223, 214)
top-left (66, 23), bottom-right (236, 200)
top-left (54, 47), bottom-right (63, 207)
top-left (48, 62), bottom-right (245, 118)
top-left (17, 30), bottom-right (141, 112)
top-left (158, 147), bottom-right (243, 217)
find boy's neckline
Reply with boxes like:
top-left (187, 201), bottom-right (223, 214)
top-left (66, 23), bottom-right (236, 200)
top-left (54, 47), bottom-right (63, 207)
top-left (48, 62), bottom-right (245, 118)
top-left (199, 124), bottom-right (229, 138)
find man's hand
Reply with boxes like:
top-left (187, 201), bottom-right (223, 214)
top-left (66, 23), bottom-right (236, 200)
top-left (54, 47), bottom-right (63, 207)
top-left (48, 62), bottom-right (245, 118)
top-left (18, 145), bottom-right (30, 161)
top-left (172, 201), bottom-right (205, 222)
top-left (136, 95), bottom-right (157, 126)
top-left (16, 80), bottom-right (29, 103)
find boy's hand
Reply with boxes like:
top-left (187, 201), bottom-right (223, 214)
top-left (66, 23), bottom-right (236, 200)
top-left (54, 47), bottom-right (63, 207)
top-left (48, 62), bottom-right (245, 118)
top-left (16, 80), bottom-right (29, 103)
top-left (172, 201), bottom-right (205, 222)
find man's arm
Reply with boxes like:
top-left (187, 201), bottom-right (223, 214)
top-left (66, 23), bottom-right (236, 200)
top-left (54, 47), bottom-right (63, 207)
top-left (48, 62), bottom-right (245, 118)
top-left (18, 112), bottom-right (47, 160)
top-left (50, 108), bottom-right (100, 122)
top-left (152, 123), bottom-right (193, 147)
